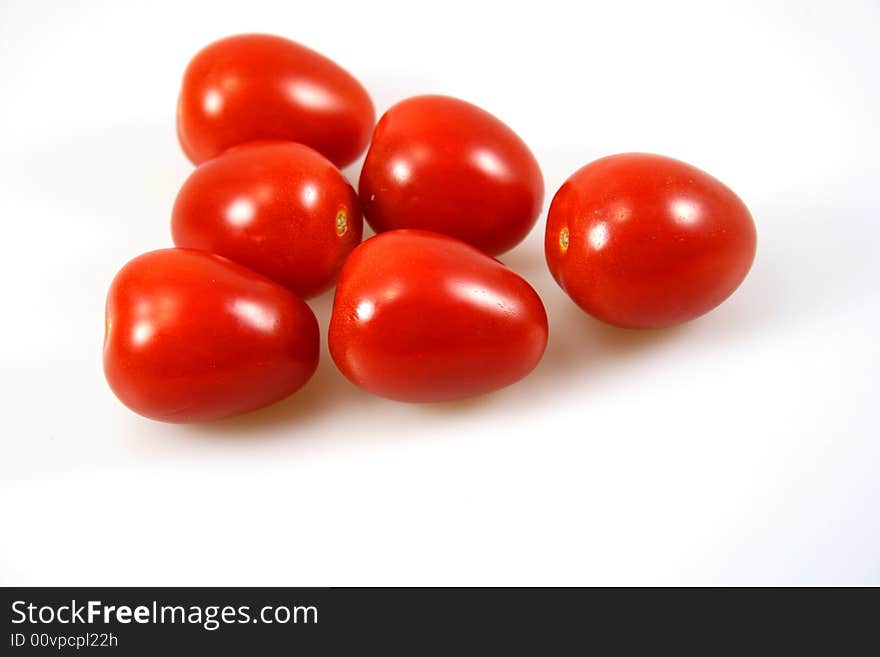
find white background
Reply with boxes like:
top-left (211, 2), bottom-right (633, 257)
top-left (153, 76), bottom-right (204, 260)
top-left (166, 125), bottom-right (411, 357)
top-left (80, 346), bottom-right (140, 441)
top-left (1, 0), bottom-right (877, 585)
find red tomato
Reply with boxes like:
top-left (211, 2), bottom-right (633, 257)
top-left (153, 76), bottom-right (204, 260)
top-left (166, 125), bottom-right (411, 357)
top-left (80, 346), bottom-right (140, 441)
top-left (358, 95), bottom-right (544, 255)
top-left (177, 34), bottom-right (375, 167)
top-left (545, 153), bottom-right (757, 329)
top-left (172, 141), bottom-right (362, 298)
top-left (329, 230), bottom-right (548, 402)
top-left (103, 249), bottom-right (319, 422)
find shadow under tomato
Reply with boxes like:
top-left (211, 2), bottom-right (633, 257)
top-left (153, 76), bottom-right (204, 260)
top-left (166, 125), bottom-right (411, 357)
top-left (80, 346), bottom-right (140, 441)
top-left (179, 351), bottom-right (370, 438)
top-left (484, 243), bottom-right (705, 407)
top-left (413, 277), bottom-right (686, 420)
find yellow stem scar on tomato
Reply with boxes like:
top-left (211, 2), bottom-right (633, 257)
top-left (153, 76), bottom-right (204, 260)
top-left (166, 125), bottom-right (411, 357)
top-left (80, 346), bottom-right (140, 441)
top-left (336, 210), bottom-right (348, 236)
top-left (559, 227), bottom-right (569, 253)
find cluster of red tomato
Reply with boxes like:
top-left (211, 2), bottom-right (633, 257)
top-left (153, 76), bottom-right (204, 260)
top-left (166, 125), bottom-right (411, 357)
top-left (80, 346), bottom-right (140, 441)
top-left (103, 34), bottom-right (757, 423)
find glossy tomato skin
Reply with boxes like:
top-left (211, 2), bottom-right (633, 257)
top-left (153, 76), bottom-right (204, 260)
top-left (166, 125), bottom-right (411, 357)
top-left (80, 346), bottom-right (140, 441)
top-left (104, 248), bottom-right (319, 423)
top-left (177, 34), bottom-right (375, 167)
top-left (545, 153), bottom-right (757, 329)
top-left (172, 141), bottom-right (362, 298)
top-left (358, 95), bottom-right (544, 255)
top-left (329, 230), bottom-right (548, 402)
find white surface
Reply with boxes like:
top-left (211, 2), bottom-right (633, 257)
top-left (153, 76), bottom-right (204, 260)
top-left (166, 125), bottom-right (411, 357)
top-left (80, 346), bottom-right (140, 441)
top-left (1, 0), bottom-right (878, 585)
